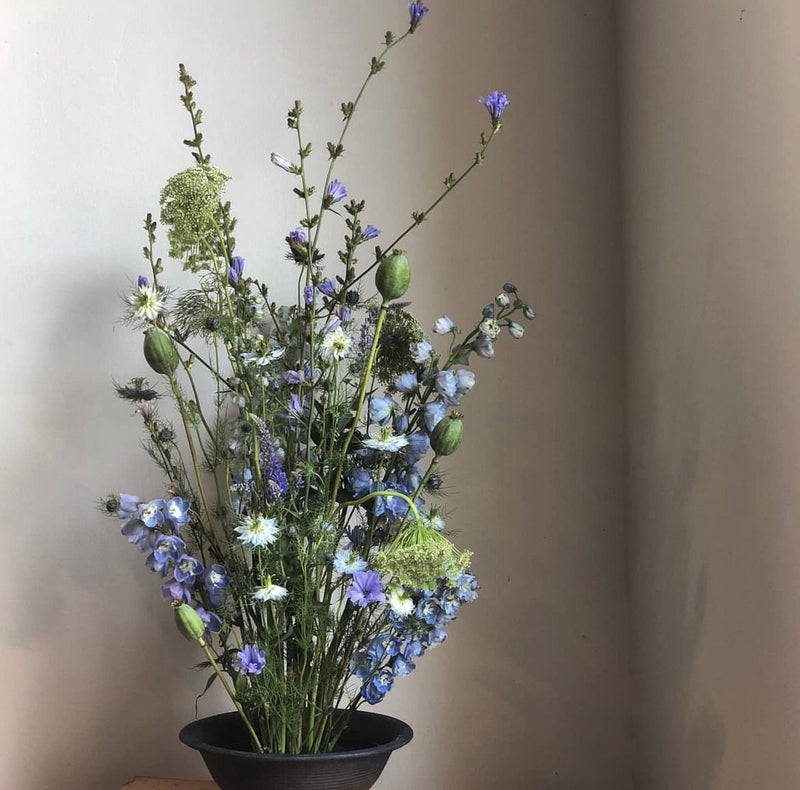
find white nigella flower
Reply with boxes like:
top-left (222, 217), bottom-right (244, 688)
top-left (127, 283), bottom-right (165, 322)
top-left (479, 318), bottom-right (501, 339)
top-left (433, 315), bottom-right (456, 335)
top-left (386, 586), bottom-right (415, 617)
top-left (235, 514), bottom-right (280, 547)
top-left (253, 580), bottom-right (288, 602)
top-left (362, 426), bottom-right (409, 453)
top-left (508, 320), bottom-right (525, 339)
top-left (319, 327), bottom-right (353, 360)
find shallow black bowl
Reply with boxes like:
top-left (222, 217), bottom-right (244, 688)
top-left (179, 710), bottom-right (413, 790)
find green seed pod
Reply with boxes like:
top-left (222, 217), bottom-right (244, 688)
top-left (430, 412), bottom-right (464, 456)
top-left (174, 603), bottom-right (205, 642)
top-left (375, 252), bottom-right (411, 301)
top-left (144, 328), bottom-right (179, 375)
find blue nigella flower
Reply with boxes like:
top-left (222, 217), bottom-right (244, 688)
top-left (334, 548), bottom-right (368, 575)
top-left (479, 91), bottom-right (509, 126)
top-left (234, 644), bottom-right (267, 675)
top-left (347, 571), bottom-right (386, 608)
top-left (326, 179), bottom-right (347, 204)
top-left (228, 256), bottom-right (245, 286)
top-left (408, 1), bottom-right (429, 32)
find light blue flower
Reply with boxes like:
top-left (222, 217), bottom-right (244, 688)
top-left (411, 340), bottom-right (434, 363)
top-left (334, 548), bottom-right (368, 575)
top-left (423, 401), bottom-right (446, 432)
top-left (394, 372), bottom-right (418, 393)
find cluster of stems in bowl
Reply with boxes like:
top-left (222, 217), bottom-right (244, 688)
top-left (106, 5), bottom-right (532, 755)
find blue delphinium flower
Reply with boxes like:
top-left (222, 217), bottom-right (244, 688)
top-left (228, 255), bottom-right (245, 286)
top-left (404, 431), bottom-right (431, 465)
top-left (423, 401), bottom-right (447, 432)
top-left (408, 1), bottom-right (429, 32)
top-left (195, 606), bottom-right (222, 635)
top-left (121, 518), bottom-right (153, 551)
top-left (326, 179), bottom-right (347, 204)
top-left (117, 494), bottom-right (142, 519)
top-left (362, 224), bottom-right (381, 241)
top-left (234, 644), bottom-right (267, 675)
top-left (411, 340), bottom-right (434, 363)
top-left (369, 396), bottom-right (397, 426)
top-left (204, 564), bottom-right (230, 608)
top-left (139, 499), bottom-right (166, 529)
top-left (174, 554), bottom-right (203, 584)
top-left (394, 372), bottom-right (419, 393)
top-left (347, 571), bottom-right (386, 607)
top-left (479, 91), bottom-right (509, 126)
top-left (164, 497), bottom-right (191, 529)
top-left (161, 576), bottom-right (193, 604)
top-left (348, 468), bottom-right (372, 497)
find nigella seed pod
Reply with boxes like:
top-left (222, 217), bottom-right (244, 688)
top-left (143, 328), bottom-right (179, 375)
top-left (204, 315), bottom-right (221, 332)
top-left (375, 252), bottom-right (411, 301)
top-left (174, 603), bottom-right (205, 642)
top-left (430, 412), bottom-right (464, 456)
top-left (158, 427), bottom-right (175, 442)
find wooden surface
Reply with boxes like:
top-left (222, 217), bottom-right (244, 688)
top-left (122, 779), bottom-right (218, 789)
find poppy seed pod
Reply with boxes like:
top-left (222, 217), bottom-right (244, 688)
top-left (174, 603), bottom-right (205, 642)
top-left (375, 252), bottom-right (410, 301)
top-left (144, 328), bottom-right (179, 375)
top-left (430, 413), bottom-right (464, 456)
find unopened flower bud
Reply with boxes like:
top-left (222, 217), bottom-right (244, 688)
top-left (433, 316), bottom-right (455, 335)
top-left (174, 603), bottom-right (205, 642)
top-left (522, 304), bottom-right (536, 320)
top-left (508, 321), bottom-right (524, 339)
top-left (430, 413), bottom-right (464, 456)
top-left (482, 304), bottom-right (496, 319)
top-left (375, 252), bottom-right (411, 301)
top-left (270, 152), bottom-right (294, 173)
top-left (495, 292), bottom-right (510, 308)
top-left (502, 282), bottom-right (517, 293)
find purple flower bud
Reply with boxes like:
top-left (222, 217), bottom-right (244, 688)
top-left (270, 152), bottom-right (294, 173)
top-left (408, 1), bottom-right (429, 32)
top-left (479, 91), bottom-right (510, 126)
top-left (318, 277), bottom-right (337, 296)
top-left (303, 284), bottom-right (315, 307)
top-left (228, 256), bottom-right (245, 286)
top-left (137, 275), bottom-right (149, 288)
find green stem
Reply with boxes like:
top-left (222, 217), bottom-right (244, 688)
top-left (197, 638), bottom-right (264, 753)
top-left (329, 303), bottom-right (388, 504)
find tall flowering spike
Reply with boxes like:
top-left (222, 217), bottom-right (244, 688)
top-left (408, 1), bottom-right (429, 32)
top-left (479, 91), bottom-right (509, 128)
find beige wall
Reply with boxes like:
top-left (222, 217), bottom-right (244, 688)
top-left (620, 2), bottom-right (800, 788)
top-left (1, 1), bottom-right (631, 788)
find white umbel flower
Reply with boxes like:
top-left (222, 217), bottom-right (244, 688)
top-left (235, 514), bottom-right (280, 547)
top-left (319, 327), bottom-right (353, 361)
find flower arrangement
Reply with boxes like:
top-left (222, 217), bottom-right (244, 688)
top-left (102, 1), bottom-right (532, 756)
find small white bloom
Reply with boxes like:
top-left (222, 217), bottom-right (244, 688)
top-left (362, 426), bottom-right (409, 453)
top-left (235, 514), bottom-right (280, 547)
top-left (508, 321), bottom-right (525, 339)
top-left (253, 581), bottom-right (288, 602)
top-left (319, 327), bottom-right (353, 360)
top-left (411, 340), bottom-right (434, 363)
top-left (386, 586), bottom-right (415, 617)
top-left (270, 152), bottom-right (295, 173)
top-left (495, 292), bottom-right (511, 308)
top-left (433, 316), bottom-right (456, 335)
top-left (479, 318), bottom-right (501, 339)
top-left (127, 283), bottom-right (165, 322)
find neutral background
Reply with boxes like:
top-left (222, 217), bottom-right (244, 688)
top-left (10, 1), bottom-right (799, 789)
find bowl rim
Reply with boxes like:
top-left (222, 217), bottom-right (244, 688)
top-left (178, 709), bottom-right (414, 763)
